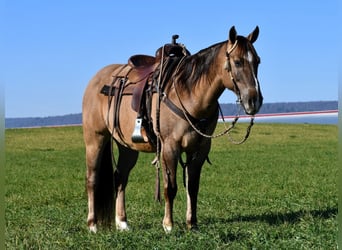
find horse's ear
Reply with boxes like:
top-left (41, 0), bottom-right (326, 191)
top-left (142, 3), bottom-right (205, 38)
top-left (247, 26), bottom-right (259, 43)
top-left (229, 26), bottom-right (237, 44)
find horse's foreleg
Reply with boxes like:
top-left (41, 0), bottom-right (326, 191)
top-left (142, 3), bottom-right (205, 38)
top-left (161, 142), bottom-right (179, 233)
top-left (114, 144), bottom-right (139, 231)
top-left (185, 161), bottom-right (203, 230)
top-left (185, 144), bottom-right (210, 230)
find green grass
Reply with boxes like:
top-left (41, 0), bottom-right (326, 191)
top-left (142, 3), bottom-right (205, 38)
top-left (5, 123), bottom-right (338, 249)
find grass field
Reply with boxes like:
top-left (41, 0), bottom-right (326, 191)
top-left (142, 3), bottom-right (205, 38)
top-left (5, 123), bottom-right (337, 249)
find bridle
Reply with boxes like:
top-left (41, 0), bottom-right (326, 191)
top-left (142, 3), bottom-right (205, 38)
top-left (170, 39), bottom-right (255, 144)
top-left (224, 40), bottom-right (242, 104)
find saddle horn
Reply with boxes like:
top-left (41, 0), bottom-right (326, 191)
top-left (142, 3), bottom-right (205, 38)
top-left (172, 35), bottom-right (179, 44)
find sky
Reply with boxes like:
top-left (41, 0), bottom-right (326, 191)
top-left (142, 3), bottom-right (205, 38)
top-left (2, 1), bottom-right (338, 118)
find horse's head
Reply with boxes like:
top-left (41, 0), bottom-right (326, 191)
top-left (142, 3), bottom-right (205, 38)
top-left (224, 26), bottom-right (263, 115)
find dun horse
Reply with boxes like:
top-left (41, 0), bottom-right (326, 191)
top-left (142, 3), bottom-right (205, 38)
top-left (82, 26), bottom-right (263, 233)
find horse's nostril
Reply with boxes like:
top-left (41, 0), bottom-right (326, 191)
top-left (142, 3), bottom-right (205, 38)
top-left (249, 98), bottom-right (255, 108)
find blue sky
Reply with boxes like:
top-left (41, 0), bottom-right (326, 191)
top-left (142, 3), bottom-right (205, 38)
top-left (2, 1), bottom-right (338, 118)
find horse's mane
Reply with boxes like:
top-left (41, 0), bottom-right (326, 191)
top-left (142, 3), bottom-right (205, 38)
top-left (175, 41), bottom-right (226, 90)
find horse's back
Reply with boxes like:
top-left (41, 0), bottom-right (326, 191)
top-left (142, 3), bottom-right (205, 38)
top-left (83, 64), bottom-right (121, 98)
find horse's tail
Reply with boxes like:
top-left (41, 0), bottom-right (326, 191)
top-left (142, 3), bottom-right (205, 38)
top-left (94, 139), bottom-right (115, 227)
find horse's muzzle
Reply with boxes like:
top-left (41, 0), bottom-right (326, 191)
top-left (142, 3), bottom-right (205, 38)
top-left (241, 88), bottom-right (263, 115)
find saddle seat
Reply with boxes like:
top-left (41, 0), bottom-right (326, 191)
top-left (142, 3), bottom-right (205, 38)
top-left (127, 35), bottom-right (190, 84)
top-left (128, 54), bottom-right (156, 67)
top-left (127, 55), bottom-right (159, 84)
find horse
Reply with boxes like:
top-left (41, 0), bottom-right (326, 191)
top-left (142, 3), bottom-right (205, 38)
top-left (82, 26), bottom-right (263, 233)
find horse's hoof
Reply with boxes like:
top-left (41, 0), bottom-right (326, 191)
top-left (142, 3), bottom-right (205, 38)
top-left (187, 224), bottom-right (199, 231)
top-left (163, 223), bottom-right (172, 233)
top-left (116, 218), bottom-right (130, 231)
top-left (89, 225), bottom-right (97, 233)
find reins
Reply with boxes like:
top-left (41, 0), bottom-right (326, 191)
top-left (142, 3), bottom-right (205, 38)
top-left (220, 104), bottom-right (255, 145)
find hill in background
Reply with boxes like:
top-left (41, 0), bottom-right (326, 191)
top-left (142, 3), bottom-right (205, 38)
top-left (5, 101), bottom-right (338, 129)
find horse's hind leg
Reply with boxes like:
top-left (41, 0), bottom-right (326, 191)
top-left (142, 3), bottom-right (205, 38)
top-left (114, 143), bottom-right (139, 231)
top-left (84, 132), bottom-right (113, 233)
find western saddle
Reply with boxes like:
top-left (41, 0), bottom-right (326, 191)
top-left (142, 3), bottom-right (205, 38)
top-left (101, 35), bottom-right (190, 143)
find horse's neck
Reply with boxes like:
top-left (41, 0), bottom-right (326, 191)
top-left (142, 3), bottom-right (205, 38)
top-left (173, 44), bottom-right (227, 118)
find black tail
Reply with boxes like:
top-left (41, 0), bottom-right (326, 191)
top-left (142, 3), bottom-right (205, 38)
top-left (94, 140), bottom-right (115, 227)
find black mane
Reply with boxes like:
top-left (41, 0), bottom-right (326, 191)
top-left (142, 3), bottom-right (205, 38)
top-left (176, 41), bottom-right (226, 89)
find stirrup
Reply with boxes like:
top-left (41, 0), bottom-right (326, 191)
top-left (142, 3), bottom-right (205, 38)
top-left (132, 118), bottom-right (146, 143)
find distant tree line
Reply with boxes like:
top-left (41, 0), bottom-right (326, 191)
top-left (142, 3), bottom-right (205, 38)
top-left (220, 101), bottom-right (337, 115)
top-left (5, 114), bottom-right (82, 129)
top-left (5, 101), bottom-right (337, 128)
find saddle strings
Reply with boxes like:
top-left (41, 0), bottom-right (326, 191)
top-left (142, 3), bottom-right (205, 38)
top-left (153, 44), bottom-right (166, 203)
top-left (106, 66), bottom-right (130, 169)
top-left (106, 74), bottom-right (118, 167)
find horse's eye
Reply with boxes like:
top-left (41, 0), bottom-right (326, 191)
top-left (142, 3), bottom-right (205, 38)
top-left (234, 60), bottom-right (243, 67)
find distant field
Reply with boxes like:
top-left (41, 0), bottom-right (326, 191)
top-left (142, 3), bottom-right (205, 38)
top-left (5, 123), bottom-right (337, 249)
